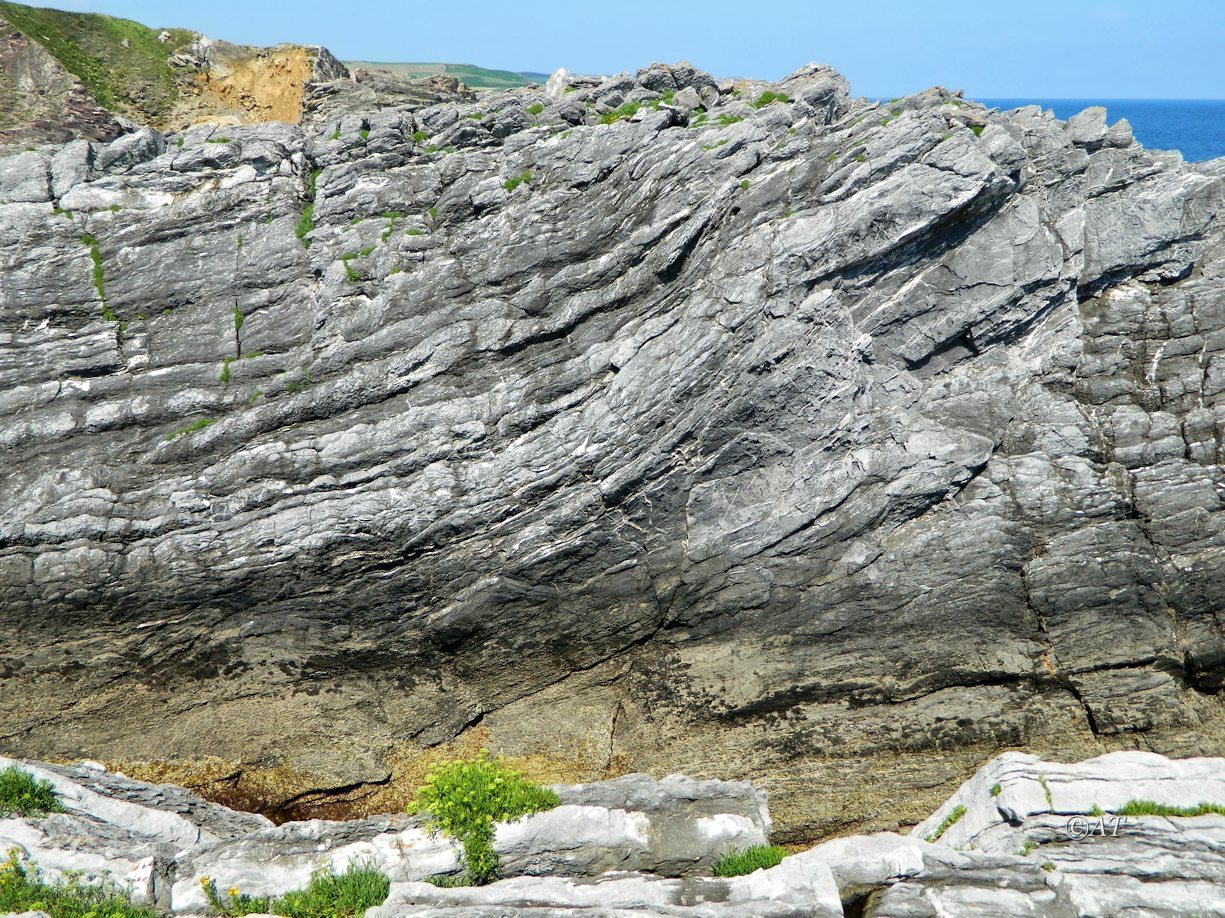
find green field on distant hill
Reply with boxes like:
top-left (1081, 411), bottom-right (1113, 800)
top-left (344, 61), bottom-right (541, 89)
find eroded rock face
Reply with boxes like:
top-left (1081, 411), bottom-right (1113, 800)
top-left (1, 61), bottom-right (1225, 840)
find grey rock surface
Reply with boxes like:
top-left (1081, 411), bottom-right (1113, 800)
top-left (2, 60), bottom-right (1225, 842)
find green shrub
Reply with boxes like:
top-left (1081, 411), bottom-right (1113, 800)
top-left (599, 101), bottom-right (640, 125)
top-left (751, 91), bottom-right (789, 109)
top-left (1116, 800), bottom-right (1225, 817)
top-left (925, 803), bottom-right (966, 843)
top-left (219, 356), bottom-right (235, 384)
top-left (408, 750), bottom-right (560, 885)
top-left (503, 170), bottom-right (533, 192)
top-left (200, 862), bottom-right (389, 918)
top-left (739, 179), bottom-right (750, 191)
top-left (0, 849), bottom-right (155, 918)
top-left (0, 765), bottom-right (63, 818)
top-left (526, 102), bottom-right (544, 116)
top-left (712, 845), bottom-right (786, 877)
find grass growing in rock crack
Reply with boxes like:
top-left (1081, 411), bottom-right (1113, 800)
top-left (717, 113), bottom-right (742, 127)
top-left (411, 130), bottom-right (428, 142)
top-left (200, 861), bottom-right (389, 918)
top-left (80, 233), bottom-right (119, 323)
top-left (990, 783), bottom-right (1002, 797)
top-left (599, 101), bottom-right (641, 125)
top-left (165, 418), bottom-right (216, 441)
top-left (751, 91), bottom-right (789, 109)
top-left (503, 170), bottom-right (533, 192)
top-left (0, 765), bottom-right (63, 818)
top-left (296, 168), bottom-right (321, 249)
top-left (1039, 775), bottom-right (1053, 808)
top-left (1115, 800), bottom-right (1225, 817)
top-left (712, 845), bottom-right (786, 877)
top-left (409, 750), bottom-right (560, 885)
top-left (970, 124), bottom-right (985, 137)
top-left (0, 849), bottom-right (155, 918)
top-left (526, 102), bottom-right (544, 116)
top-left (925, 804), bottom-right (966, 843)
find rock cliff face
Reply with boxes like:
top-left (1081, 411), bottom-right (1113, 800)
top-left (2, 59), bottom-right (1224, 843)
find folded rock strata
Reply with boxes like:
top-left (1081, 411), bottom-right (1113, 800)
top-left (1, 60), bottom-right (1224, 841)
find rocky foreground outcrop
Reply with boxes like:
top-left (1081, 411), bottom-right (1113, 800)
top-left (3, 751), bottom-right (1225, 916)
top-left (2, 58), bottom-right (1225, 841)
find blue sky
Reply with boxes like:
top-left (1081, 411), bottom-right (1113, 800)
top-left (38, 0), bottom-right (1225, 98)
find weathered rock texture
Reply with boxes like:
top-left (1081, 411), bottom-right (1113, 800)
top-left (4, 752), bottom-right (1225, 916)
top-left (2, 59), bottom-right (1225, 841)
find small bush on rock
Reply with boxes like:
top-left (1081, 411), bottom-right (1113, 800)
top-left (0, 765), bottom-right (63, 818)
top-left (712, 844), bottom-right (786, 877)
top-left (408, 750), bottom-right (560, 885)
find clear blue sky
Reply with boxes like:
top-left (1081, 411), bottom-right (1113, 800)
top-left (37, 0), bottom-right (1225, 98)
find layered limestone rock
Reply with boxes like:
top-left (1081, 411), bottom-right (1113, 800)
top-left (1, 59), bottom-right (1225, 842)
top-left (3, 752), bottom-right (1225, 916)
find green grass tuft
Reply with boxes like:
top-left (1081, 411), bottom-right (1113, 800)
top-left (503, 170), bottom-right (533, 192)
top-left (739, 179), bottom-right (750, 191)
top-left (599, 101), bottom-right (641, 125)
top-left (411, 129), bottom-right (428, 142)
top-left (201, 861), bottom-right (389, 918)
top-left (295, 204), bottom-right (314, 248)
top-left (409, 750), bottom-right (560, 885)
top-left (712, 845), bottom-right (786, 877)
top-left (526, 102), bottom-right (544, 116)
top-left (359, 128), bottom-right (370, 140)
top-left (219, 356), bottom-right (234, 384)
top-left (990, 783), bottom-right (1002, 797)
top-left (751, 90), bottom-right (789, 110)
top-left (206, 137), bottom-right (232, 144)
top-left (925, 804), bottom-right (967, 843)
top-left (716, 113), bottom-right (742, 127)
top-left (970, 124), bottom-right (985, 137)
top-left (0, 765), bottom-right (63, 818)
top-left (165, 418), bottom-right (216, 441)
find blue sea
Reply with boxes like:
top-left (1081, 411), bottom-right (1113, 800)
top-left (980, 99), bottom-right (1225, 163)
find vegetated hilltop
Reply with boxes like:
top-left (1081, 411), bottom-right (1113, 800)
top-left (0, 0), bottom-right (345, 148)
top-left (1, 49), bottom-right (1224, 847)
top-left (345, 61), bottom-right (540, 90)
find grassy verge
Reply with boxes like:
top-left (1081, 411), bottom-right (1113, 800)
top-left (0, 1), bottom-right (192, 122)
